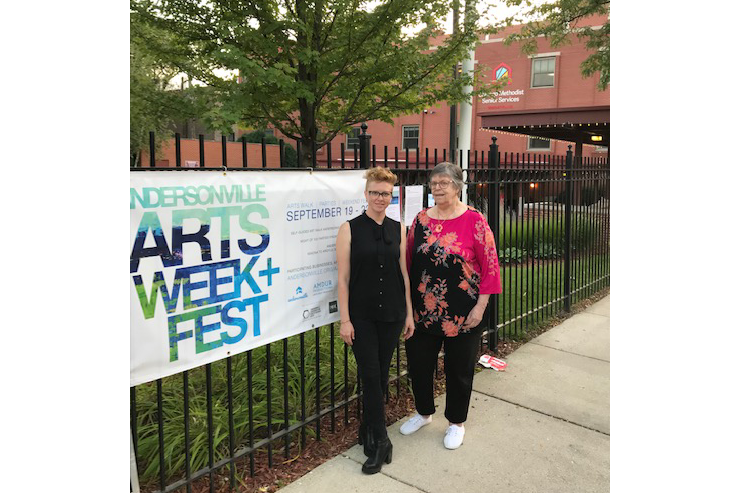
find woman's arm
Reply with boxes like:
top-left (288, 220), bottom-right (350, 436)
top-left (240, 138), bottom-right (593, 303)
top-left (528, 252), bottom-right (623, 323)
top-left (461, 294), bottom-right (490, 330)
top-left (399, 221), bottom-right (415, 340)
top-left (461, 212), bottom-right (501, 330)
top-left (336, 222), bottom-right (354, 345)
top-left (472, 211), bottom-right (502, 295)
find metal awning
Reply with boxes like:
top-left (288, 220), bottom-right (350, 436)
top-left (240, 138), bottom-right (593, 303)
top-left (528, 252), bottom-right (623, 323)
top-left (480, 106), bottom-right (610, 148)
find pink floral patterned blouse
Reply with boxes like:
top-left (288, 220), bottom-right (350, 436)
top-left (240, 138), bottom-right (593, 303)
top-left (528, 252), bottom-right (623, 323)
top-left (406, 207), bottom-right (502, 337)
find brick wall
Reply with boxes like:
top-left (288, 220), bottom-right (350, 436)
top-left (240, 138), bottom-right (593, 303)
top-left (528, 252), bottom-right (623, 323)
top-left (141, 138), bottom-right (282, 168)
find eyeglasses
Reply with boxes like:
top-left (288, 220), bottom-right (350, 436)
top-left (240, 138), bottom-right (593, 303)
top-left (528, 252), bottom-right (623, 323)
top-left (429, 180), bottom-right (452, 189)
top-left (368, 190), bottom-right (392, 199)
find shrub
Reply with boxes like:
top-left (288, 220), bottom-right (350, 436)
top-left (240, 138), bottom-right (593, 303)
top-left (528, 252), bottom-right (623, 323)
top-left (500, 247), bottom-right (525, 264)
top-left (133, 324), bottom-right (357, 482)
top-left (495, 215), bottom-right (599, 258)
top-left (531, 240), bottom-right (563, 260)
top-left (242, 129), bottom-right (298, 167)
top-left (580, 186), bottom-right (605, 206)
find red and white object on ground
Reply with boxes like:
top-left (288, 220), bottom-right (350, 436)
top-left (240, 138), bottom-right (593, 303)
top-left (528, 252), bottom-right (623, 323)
top-left (478, 354), bottom-right (508, 371)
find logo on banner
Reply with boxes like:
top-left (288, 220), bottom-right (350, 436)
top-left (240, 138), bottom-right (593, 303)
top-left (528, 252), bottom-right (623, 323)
top-left (129, 183), bottom-right (280, 366)
top-left (328, 300), bottom-right (338, 313)
top-left (494, 63), bottom-right (512, 85)
top-left (313, 279), bottom-right (334, 294)
top-left (302, 305), bottom-right (322, 320)
top-left (288, 286), bottom-right (308, 302)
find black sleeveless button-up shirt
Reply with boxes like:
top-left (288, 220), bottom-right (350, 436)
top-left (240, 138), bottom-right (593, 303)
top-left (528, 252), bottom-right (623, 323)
top-left (348, 212), bottom-right (406, 322)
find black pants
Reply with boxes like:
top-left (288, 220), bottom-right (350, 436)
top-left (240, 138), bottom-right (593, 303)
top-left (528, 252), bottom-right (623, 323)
top-left (405, 328), bottom-right (482, 424)
top-left (351, 319), bottom-right (405, 439)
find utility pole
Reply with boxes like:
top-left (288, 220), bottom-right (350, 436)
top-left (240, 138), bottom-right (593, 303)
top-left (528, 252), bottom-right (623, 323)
top-left (448, 0), bottom-right (459, 163)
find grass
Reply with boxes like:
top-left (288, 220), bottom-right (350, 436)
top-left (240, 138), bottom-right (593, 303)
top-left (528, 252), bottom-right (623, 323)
top-left (498, 252), bottom-right (610, 340)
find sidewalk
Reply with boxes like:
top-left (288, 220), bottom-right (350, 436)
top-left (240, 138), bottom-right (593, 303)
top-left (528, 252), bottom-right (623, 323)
top-left (278, 295), bottom-right (610, 493)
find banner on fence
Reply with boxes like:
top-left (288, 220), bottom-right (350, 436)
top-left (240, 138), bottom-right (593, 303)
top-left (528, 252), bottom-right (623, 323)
top-left (130, 169), bottom-right (367, 386)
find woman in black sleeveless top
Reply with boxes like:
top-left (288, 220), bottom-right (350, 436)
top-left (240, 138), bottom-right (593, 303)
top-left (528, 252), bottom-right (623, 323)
top-left (335, 167), bottom-right (414, 474)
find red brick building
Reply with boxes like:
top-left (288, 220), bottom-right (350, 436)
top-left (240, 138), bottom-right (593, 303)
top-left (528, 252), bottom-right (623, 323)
top-left (149, 16), bottom-right (608, 169)
top-left (310, 15), bottom-right (610, 167)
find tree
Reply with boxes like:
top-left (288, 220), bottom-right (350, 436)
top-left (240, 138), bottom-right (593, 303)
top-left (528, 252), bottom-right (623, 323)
top-left (491, 0), bottom-right (609, 90)
top-left (131, 0), bottom-right (501, 167)
top-left (130, 11), bottom-right (198, 166)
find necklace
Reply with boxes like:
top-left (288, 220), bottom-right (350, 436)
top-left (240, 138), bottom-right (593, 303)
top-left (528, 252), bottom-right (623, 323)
top-left (433, 205), bottom-right (459, 233)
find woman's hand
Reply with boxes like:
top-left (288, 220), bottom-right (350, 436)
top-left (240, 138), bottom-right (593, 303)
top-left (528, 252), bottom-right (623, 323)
top-left (403, 315), bottom-right (415, 340)
top-left (340, 321), bottom-right (355, 346)
top-left (461, 304), bottom-right (486, 330)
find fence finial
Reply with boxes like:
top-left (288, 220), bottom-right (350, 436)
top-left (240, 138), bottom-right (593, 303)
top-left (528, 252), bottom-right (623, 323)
top-left (492, 136), bottom-right (497, 144)
top-left (361, 122), bottom-right (368, 134)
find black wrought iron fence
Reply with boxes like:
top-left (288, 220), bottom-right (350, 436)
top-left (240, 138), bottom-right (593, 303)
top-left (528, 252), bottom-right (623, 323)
top-left (130, 125), bottom-right (609, 492)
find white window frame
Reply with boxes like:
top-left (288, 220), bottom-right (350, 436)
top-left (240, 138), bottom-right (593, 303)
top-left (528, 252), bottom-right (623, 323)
top-left (527, 136), bottom-right (551, 151)
top-left (530, 56), bottom-right (556, 88)
top-left (594, 145), bottom-right (609, 153)
top-left (402, 125), bottom-right (420, 151)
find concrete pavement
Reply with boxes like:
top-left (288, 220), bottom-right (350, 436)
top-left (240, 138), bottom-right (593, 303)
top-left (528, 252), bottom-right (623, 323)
top-left (278, 295), bottom-right (610, 493)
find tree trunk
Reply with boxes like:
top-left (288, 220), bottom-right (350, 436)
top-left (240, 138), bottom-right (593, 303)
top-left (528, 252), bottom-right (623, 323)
top-left (298, 135), bottom-right (315, 168)
top-left (298, 99), bottom-right (318, 167)
top-left (295, 0), bottom-right (320, 168)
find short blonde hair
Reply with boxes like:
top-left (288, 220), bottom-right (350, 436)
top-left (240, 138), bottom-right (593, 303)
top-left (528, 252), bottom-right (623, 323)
top-left (364, 167), bottom-right (398, 189)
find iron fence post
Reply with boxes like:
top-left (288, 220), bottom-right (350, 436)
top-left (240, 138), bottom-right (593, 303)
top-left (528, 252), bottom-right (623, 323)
top-left (279, 139), bottom-right (285, 168)
top-left (489, 136), bottom-right (500, 352)
top-left (359, 123), bottom-right (371, 169)
top-left (199, 134), bottom-right (205, 168)
top-left (221, 135), bottom-right (228, 168)
top-left (564, 145), bottom-right (573, 312)
top-left (130, 429), bottom-right (140, 493)
top-left (149, 131), bottom-right (156, 168)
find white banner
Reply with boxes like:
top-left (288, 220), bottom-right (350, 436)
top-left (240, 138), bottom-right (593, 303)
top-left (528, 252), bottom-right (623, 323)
top-left (130, 169), bottom-right (367, 386)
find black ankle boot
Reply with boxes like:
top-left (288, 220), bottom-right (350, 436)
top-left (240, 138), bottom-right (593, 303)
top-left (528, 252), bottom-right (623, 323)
top-left (362, 432), bottom-right (392, 475)
top-left (359, 421), bottom-right (377, 457)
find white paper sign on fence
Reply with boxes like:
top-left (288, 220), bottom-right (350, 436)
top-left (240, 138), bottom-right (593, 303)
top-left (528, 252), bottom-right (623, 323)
top-left (130, 170), bottom-right (367, 386)
top-left (404, 186), bottom-right (424, 224)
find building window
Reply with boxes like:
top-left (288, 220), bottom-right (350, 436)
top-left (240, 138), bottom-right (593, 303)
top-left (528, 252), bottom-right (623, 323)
top-left (531, 57), bottom-right (555, 88)
top-left (346, 127), bottom-right (361, 150)
top-left (527, 137), bottom-right (551, 150)
top-left (594, 145), bottom-right (609, 153)
top-left (264, 128), bottom-right (274, 137)
top-left (402, 125), bottom-right (420, 150)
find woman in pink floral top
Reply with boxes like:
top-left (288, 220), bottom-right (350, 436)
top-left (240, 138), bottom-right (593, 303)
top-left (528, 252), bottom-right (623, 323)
top-left (399, 162), bottom-right (502, 450)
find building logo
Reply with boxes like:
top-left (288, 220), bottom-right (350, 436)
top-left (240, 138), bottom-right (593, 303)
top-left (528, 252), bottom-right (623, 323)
top-left (288, 286), bottom-right (308, 302)
top-left (494, 63), bottom-right (512, 85)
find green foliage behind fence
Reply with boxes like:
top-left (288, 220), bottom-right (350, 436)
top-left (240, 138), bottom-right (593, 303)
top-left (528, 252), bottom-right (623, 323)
top-left (134, 324), bottom-right (357, 482)
top-left (498, 214), bottom-right (604, 264)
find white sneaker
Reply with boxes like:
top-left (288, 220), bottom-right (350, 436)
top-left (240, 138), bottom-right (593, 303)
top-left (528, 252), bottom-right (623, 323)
top-left (443, 425), bottom-right (465, 449)
top-left (399, 413), bottom-right (432, 435)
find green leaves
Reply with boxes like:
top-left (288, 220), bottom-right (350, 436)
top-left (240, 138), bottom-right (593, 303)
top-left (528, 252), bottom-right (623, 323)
top-left (133, 324), bottom-right (359, 483)
top-left (132, 0), bottom-right (501, 165)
